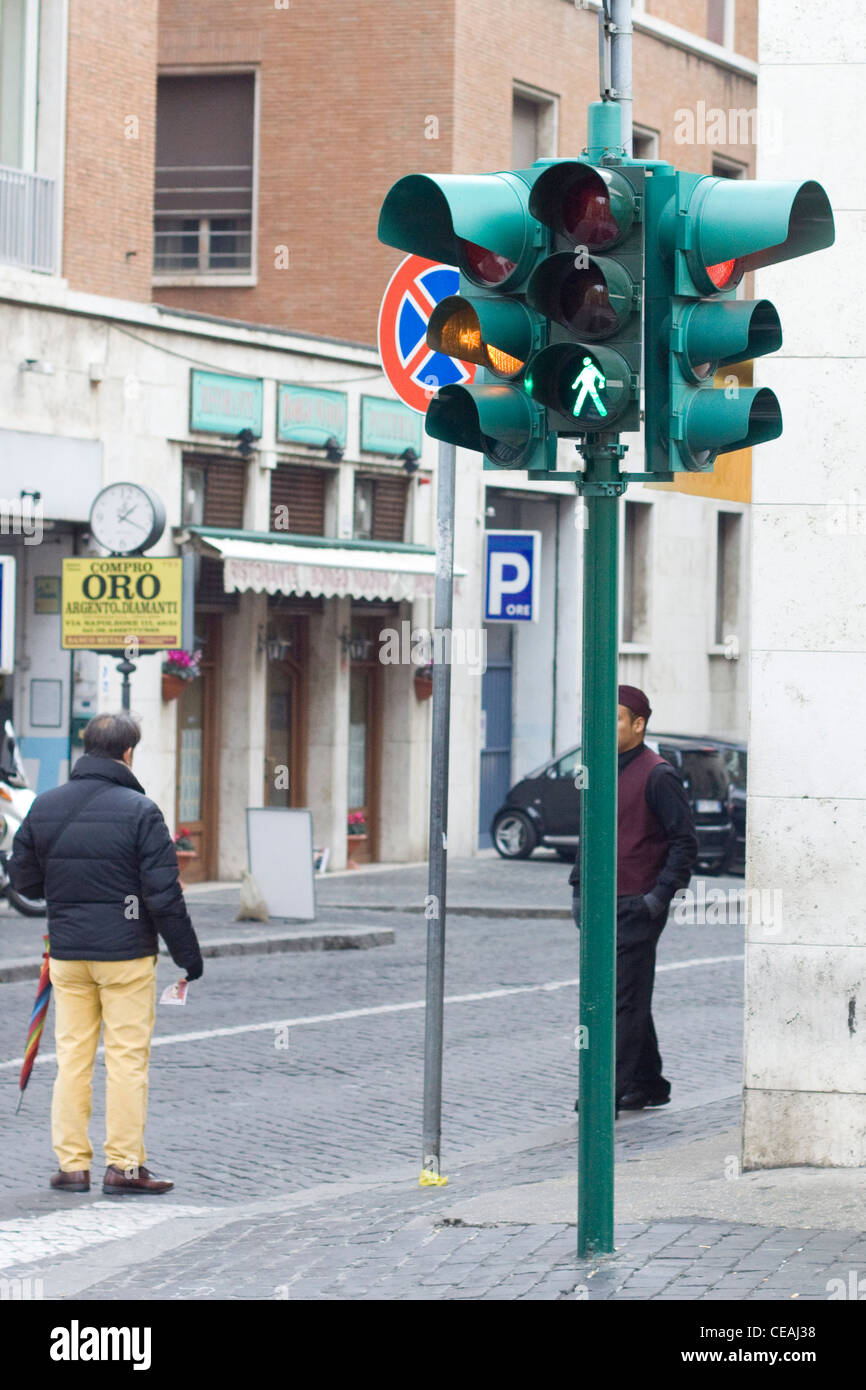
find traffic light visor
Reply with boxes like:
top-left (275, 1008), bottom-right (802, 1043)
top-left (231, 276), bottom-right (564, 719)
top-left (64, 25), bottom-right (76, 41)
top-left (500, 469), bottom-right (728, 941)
top-left (688, 178), bottom-right (834, 293)
top-left (427, 296), bottom-right (530, 377)
top-left (529, 162), bottom-right (635, 250)
top-left (378, 173), bottom-right (536, 287)
top-left (426, 383), bottom-right (540, 467)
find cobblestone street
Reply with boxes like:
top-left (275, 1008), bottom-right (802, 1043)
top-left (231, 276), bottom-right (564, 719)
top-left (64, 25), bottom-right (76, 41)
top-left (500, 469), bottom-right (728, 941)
top-left (6, 857), bottom-right (859, 1308)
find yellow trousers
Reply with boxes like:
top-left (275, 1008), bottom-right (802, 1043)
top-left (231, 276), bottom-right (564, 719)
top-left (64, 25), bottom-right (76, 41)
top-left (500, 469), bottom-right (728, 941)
top-left (48, 954), bottom-right (158, 1172)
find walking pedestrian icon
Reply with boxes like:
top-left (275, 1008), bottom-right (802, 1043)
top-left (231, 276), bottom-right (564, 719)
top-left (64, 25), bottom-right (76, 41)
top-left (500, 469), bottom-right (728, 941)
top-left (571, 356), bottom-right (608, 418)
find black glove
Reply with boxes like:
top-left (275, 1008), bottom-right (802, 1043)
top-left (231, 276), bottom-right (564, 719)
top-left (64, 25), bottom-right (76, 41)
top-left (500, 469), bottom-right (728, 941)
top-left (643, 892), bottom-right (667, 921)
top-left (184, 956), bottom-right (204, 982)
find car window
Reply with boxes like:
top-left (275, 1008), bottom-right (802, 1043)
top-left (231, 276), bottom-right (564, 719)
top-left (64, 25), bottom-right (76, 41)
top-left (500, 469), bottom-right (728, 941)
top-left (722, 748), bottom-right (747, 788)
top-left (680, 751), bottom-right (729, 800)
top-left (552, 749), bottom-right (581, 778)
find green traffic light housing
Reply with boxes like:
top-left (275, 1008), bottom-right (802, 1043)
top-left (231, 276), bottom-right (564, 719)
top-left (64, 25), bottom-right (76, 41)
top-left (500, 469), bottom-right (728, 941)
top-left (644, 168), bottom-right (835, 473)
top-left (528, 161), bottom-right (637, 252)
top-left (664, 176), bottom-right (836, 295)
top-left (528, 252), bottom-right (638, 340)
top-left (426, 383), bottom-right (555, 471)
top-left (378, 172), bottom-right (543, 290)
top-left (675, 299), bottom-right (782, 382)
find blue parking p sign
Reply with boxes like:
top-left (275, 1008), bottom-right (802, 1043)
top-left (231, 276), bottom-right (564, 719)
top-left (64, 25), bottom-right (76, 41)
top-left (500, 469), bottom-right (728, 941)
top-left (484, 531), bottom-right (541, 623)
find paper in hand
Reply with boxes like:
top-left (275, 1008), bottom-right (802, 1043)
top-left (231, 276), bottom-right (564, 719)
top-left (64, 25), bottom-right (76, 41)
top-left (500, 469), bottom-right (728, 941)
top-left (160, 979), bottom-right (189, 1006)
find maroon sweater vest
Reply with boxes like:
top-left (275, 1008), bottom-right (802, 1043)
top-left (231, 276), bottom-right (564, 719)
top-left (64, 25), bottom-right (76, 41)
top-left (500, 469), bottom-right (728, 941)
top-left (618, 745), bottom-right (670, 896)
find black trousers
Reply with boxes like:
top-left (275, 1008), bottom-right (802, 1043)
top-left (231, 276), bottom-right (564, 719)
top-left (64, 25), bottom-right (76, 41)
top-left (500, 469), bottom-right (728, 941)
top-left (572, 891), bottom-right (670, 1102)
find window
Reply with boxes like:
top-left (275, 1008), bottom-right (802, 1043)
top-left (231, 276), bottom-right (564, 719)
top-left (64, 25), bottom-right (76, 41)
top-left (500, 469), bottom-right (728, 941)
top-left (182, 455), bottom-right (246, 607)
top-left (154, 72), bottom-right (255, 276)
top-left (511, 86), bottom-right (557, 165)
top-left (715, 511), bottom-right (742, 647)
top-left (712, 156), bottom-right (746, 180)
top-left (0, 0), bottom-right (28, 167)
top-left (706, 0), bottom-right (734, 48)
top-left (353, 475), bottom-right (408, 543)
top-left (622, 501), bottom-right (651, 645)
top-left (632, 127), bottom-right (659, 161)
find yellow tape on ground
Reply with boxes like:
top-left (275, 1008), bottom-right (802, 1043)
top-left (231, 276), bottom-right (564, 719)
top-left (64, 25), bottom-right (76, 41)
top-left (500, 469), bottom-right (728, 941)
top-left (418, 1168), bottom-right (449, 1187)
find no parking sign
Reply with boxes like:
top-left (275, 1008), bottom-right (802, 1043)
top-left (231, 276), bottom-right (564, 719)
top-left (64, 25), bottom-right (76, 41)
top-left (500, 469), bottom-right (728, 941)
top-left (377, 255), bottom-right (476, 414)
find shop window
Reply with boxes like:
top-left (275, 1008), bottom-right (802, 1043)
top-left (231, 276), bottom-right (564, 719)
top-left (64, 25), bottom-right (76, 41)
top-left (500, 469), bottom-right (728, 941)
top-left (270, 464), bottom-right (326, 535)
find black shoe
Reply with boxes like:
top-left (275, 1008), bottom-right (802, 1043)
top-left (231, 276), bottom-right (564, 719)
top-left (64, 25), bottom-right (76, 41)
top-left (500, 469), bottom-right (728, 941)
top-left (618, 1090), bottom-right (671, 1110)
top-left (574, 1099), bottom-right (620, 1120)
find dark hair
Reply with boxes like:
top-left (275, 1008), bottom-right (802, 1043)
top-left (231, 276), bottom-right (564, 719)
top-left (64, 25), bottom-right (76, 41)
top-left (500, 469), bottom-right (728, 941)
top-left (82, 712), bottom-right (142, 761)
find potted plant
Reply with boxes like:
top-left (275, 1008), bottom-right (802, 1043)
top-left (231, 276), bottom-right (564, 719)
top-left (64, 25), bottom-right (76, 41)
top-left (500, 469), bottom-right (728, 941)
top-left (346, 811), bottom-right (368, 868)
top-left (414, 663), bottom-right (434, 701)
top-left (173, 827), bottom-right (197, 886)
top-left (162, 649), bottom-right (202, 701)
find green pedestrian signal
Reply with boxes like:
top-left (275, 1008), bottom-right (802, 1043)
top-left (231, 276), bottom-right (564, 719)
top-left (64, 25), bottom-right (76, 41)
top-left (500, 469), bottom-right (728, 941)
top-left (644, 171), bottom-right (835, 473)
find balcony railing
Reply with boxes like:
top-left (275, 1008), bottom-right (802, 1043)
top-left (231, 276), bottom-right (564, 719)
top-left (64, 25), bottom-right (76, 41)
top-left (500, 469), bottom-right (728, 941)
top-left (154, 163), bottom-right (253, 273)
top-left (0, 165), bottom-right (56, 274)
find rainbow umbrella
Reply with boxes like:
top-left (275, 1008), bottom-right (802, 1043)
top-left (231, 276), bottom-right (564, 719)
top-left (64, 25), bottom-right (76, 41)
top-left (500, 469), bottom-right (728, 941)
top-left (17, 935), bottom-right (50, 1113)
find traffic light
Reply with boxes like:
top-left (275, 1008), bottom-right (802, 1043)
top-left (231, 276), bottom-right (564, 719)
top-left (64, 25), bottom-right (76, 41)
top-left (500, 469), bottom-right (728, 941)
top-left (644, 172), bottom-right (835, 473)
top-left (523, 159), bottom-right (644, 437)
top-left (377, 172), bottom-right (556, 471)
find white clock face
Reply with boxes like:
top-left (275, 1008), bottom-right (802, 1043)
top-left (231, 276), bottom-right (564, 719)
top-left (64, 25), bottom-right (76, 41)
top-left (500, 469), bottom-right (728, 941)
top-left (89, 484), bottom-right (164, 555)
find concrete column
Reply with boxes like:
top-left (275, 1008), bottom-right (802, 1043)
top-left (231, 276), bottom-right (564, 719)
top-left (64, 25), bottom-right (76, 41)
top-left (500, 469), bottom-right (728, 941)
top-left (217, 591), bottom-right (267, 879)
top-left (743, 0), bottom-right (866, 1166)
top-left (306, 596), bottom-right (350, 868)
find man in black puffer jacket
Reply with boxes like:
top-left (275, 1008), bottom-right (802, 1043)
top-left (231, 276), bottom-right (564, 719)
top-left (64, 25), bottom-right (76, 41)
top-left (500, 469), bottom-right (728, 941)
top-left (11, 711), bottom-right (203, 1197)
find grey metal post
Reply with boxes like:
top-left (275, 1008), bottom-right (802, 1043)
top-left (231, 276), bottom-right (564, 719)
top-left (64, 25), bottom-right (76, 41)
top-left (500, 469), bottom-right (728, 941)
top-left (421, 438), bottom-right (456, 1180)
top-left (609, 0), bottom-right (633, 156)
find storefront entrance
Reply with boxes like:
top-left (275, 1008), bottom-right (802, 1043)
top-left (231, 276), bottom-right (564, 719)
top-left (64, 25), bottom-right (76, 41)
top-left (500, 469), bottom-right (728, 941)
top-left (175, 614), bottom-right (221, 881)
top-left (264, 618), bottom-right (307, 807)
top-left (346, 614), bottom-right (385, 864)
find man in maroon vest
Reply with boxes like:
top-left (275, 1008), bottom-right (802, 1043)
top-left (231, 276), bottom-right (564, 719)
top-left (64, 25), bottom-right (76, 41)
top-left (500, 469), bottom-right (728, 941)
top-left (569, 684), bottom-right (697, 1113)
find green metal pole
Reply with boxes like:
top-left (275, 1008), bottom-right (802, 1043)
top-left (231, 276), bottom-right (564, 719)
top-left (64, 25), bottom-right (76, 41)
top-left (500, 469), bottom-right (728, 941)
top-left (577, 442), bottom-right (624, 1259)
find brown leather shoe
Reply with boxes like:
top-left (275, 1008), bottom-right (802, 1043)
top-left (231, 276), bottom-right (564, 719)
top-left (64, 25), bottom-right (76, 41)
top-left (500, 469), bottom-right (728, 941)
top-left (50, 1170), bottom-right (90, 1192)
top-left (103, 1164), bottom-right (174, 1195)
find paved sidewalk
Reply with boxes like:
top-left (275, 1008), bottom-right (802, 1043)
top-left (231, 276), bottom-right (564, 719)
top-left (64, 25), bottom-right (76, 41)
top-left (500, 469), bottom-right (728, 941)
top-left (3, 1106), bottom-right (863, 1302)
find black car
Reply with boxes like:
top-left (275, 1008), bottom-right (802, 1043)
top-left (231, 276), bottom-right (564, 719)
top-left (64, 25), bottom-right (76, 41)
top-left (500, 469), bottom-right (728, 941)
top-left (679, 736), bottom-right (746, 875)
top-left (490, 734), bottom-right (734, 872)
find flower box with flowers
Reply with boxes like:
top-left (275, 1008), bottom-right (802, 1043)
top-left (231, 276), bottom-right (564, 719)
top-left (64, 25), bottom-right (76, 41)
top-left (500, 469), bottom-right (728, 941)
top-left (162, 649), bottom-right (203, 701)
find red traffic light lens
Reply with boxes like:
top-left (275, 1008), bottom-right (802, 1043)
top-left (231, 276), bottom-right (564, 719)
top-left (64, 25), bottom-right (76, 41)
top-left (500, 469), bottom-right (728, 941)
top-left (705, 258), bottom-right (740, 290)
top-left (562, 183), bottom-right (620, 251)
top-left (460, 238), bottom-right (517, 286)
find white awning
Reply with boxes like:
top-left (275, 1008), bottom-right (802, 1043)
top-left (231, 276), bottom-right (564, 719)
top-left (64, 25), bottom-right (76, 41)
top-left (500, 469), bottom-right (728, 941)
top-left (194, 533), bottom-right (463, 603)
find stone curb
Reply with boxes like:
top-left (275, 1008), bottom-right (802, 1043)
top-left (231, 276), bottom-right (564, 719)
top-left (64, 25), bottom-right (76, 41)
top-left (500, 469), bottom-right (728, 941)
top-left (320, 904), bottom-right (572, 919)
top-left (0, 926), bottom-right (395, 984)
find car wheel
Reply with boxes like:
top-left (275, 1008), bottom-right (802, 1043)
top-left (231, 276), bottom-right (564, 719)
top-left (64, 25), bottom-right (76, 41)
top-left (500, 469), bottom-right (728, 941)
top-left (492, 811), bottom-right (538, 859)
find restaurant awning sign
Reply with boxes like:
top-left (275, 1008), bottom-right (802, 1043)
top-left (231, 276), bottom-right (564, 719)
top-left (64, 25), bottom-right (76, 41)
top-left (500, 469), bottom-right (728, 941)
top-left (277, 384), bottom-right (348, 447)
top-left (61, 557), bottom-right (183, 650)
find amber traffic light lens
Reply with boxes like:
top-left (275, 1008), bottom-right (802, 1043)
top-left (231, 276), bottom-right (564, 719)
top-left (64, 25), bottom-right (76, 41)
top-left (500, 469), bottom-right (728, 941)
top-left (485, 345), bottom-right (524, 376)
top-left (438, 306), bottom-right (482, 361)
top-left (460, 238), bottom-right (517, 286)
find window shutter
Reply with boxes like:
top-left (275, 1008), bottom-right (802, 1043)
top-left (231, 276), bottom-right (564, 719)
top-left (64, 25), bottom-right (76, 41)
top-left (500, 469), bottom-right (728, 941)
top-left (270, 464), bottom-right (326, 536)
top-left (371, 476), bottom-right (408, 543)
top-left (203, 459), bottom-right (246, 527)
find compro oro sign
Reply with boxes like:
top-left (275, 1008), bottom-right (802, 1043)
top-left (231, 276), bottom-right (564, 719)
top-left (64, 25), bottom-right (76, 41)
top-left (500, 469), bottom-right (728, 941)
top-left (62, 557), bottom-right (183, 650)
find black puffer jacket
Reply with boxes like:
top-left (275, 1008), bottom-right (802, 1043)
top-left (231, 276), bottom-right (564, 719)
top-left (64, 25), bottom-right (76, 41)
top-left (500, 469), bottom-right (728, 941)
top-left (9, 755), bottom-right (203, 976)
